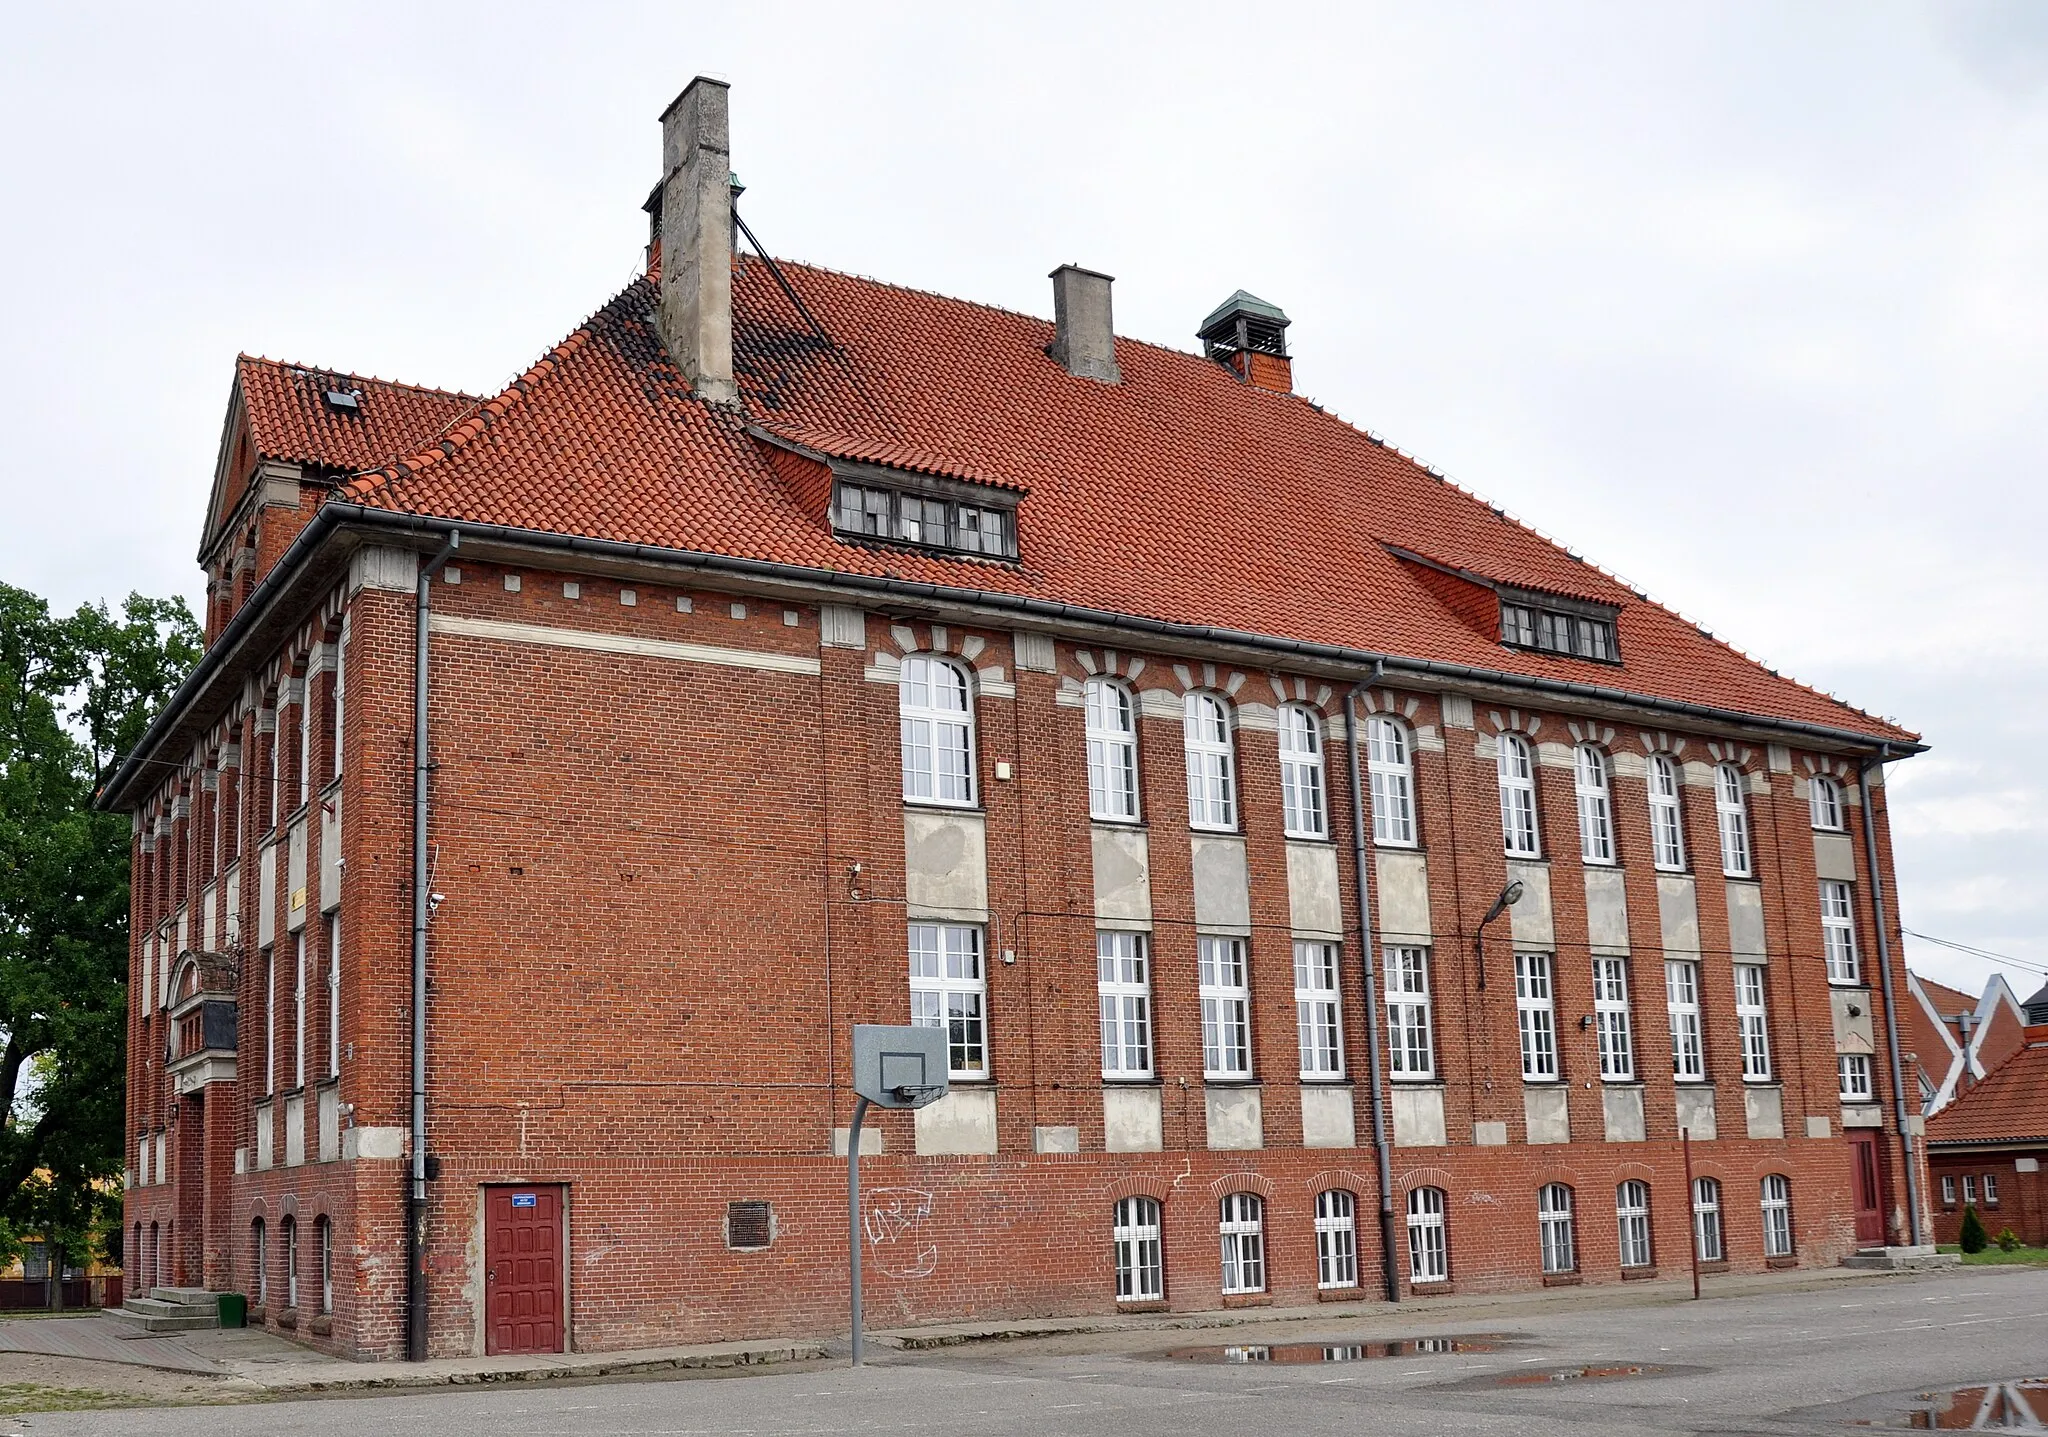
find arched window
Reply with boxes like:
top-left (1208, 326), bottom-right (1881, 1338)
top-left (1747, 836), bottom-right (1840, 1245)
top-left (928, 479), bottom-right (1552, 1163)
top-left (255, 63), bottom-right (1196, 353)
top-left (1367, 716), bottom-right (1416, 846)
top-left (1574, 745), bottom-right (1614, 864)
top-left (1715, 764), bottom-right (1752, 877)
top-left (148, 1222), bottom-right (159, 1291)
top-left (1183, 693), bottom-right (1237, 830)
top-left (1691, 1178), bottom-right (1723, 1263)
top-left (1406, 1187), bottom-right (1449, 1285)
top-left (1760, 1175), bottom-right (1794, 1258)
top-left (1278, 704), bottom-right (1328, 838)
top-left (899, 655), bottom-right (976, 805)
top-left (1616, 1181), bottom-right (1652, 1269)
top-left (1647, 754), bottom-right (1686, 871)
top-left (1218, 1193), bottom-right (1266, 1295)
top-left (1809, 775), bottom-right (1844, 832)
top-left (1112, 1197), bottom-right (1163, 1302)
top-left (1497, 734), bottom-right (1539, 856)
top-left (282, 1216), bottom-right (298, 1310)
top-left (316, 1216), bottom-right (334, 1315)
top-left (1315, 1190), bottom-right (1358, 1290)
top-left (1538, 1184), bottom-right (1576, 1274)
top-left (1084, 679), bottom-right (1139, 821)
top-left (251, 1220), bottom-right (267, 1304)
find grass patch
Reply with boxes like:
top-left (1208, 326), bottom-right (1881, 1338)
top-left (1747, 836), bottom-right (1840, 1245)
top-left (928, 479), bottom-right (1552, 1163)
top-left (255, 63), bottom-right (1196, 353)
top-left (0, 1381), bottom-right (145, 1413)
top-left (1936, 1243), bottom-right (2048, 1266)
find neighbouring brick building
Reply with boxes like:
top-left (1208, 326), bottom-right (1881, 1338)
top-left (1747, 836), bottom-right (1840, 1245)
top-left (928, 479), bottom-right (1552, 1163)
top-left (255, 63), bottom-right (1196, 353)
top-left (109, 78), bottom-right (1936, 1360)
top-left (1905, 970), bottom-right (2029, 1117)
top-left (1925, 1022), bottom-right (2048, 1247)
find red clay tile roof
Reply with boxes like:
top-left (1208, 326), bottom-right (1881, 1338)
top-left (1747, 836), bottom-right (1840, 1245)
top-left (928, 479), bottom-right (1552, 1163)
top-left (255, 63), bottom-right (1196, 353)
top-left (1917, 977), bottom-right (1978, 1017)
top-left (237, 356), bottom-right (481, 472)
top-left (341, 258), bottom-right (1916, 745)
top-left (1927, 1036), bottom-right (2048, 1145)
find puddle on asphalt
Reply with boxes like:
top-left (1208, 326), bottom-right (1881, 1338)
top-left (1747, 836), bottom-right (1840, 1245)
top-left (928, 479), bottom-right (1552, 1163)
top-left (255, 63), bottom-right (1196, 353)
top-left (1158, 1334), bottom-right (1510, 1364)
top-left (1487, 1363), bottom-right (1670, 1387)
top-left (1897, 1378), bottom-right (2048, 1429)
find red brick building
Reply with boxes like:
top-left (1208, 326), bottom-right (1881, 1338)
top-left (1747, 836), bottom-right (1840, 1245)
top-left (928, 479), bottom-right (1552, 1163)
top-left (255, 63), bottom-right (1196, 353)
top-left (109, 78), bottom-right (1935, 1360)
top-left (1926, 1024), bottom-right (2048, 1247)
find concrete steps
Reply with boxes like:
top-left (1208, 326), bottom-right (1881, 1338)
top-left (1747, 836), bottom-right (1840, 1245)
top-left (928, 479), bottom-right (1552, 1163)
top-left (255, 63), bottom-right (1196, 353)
top-left (105, 1287), bottom-right (222, 1334)
top-left (1840, 1245), bottom-right (1961, 1271)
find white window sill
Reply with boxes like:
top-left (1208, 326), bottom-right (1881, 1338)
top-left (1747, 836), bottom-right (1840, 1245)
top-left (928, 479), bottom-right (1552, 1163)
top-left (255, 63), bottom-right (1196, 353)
top-left (902, 797), bottom-right (982, 814)
top-left (1283, 829), bottom-right (1332, 844)
top-left (1374, 838), bottom-right (1421, 851)
top-left (1090, 813), bottom-right (1143, 827)
top-left (1189, 824), bottom-right (1241, 836)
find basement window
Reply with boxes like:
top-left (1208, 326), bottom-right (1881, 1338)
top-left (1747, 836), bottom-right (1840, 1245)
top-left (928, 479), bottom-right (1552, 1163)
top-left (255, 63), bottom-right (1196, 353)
top-left (832, 480), bottom-right (1018, 561)
top-left (1498, 590), bottom-right (1619, 663)
top-left (726, 1200), bottom-right (774, 1251)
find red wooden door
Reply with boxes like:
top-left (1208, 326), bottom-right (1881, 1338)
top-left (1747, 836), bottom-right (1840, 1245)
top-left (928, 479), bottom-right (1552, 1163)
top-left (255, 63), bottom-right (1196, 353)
top-left (485, 1186), bottom-right (564, 1355)
top-left (1850, 1132), bottom-right (1884, 1245)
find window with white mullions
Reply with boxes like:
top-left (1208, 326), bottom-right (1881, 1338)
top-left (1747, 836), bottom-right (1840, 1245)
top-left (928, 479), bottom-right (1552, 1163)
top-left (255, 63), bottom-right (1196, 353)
top-left (1539, 1184), bottom-right (1576, 1274)
top-left (1183, 693), bottom-right (1238, 830)
top-left (1616, 1181), bottom-right (1652, 1269)
top-left (1294, 941), bottom-right (1344, 1078)
top-left (1278, 704), bottom-right (1328, 838)
top-left (1592, 957), bottom-right (1635, 1081)
top-left (1837, 1053), bottom-right (1872, 1101)
top-left (1112, 1197), bottom-right (1163, 1302)
top-left (1367, 716), bottom-right (1416, 846)
top-left (1820, 881), bottom-right (1860, 984)
top-left (1667, 959), bottom-right (1704, 1082)
top-left (1648, 755), bottom-right (1686, 871)
top-left (1735, 964), bottom-right (1771, 1081)
top-left (1809, 775), bottom-right (1845, 831)
top-left (899, 656), bottom-right (976, 805)
top-left (909, 923), bottom-right (987, 1078)
top-left (1406, 1187), bottom-right (1449, 1285)
top-left (1084, 678), bottom-right (1139, 821)
top-left (1715, 764), bottom-right (1752, 877)
top-left (1516, 952), bottom-right (1558, 1081)
top-left (1384, 946), bottom-right (1435, 1079)
top-left (1315, 1190), bottom-right (1358, 1290)
top-left (1199, 936), bottom-right (1251, 1079)
top-left (326, 914), bottom-right (341, 1080)
top-left (1575, 745), bottom-right (1614, 864)
top-left (1692, 1178), bottom-right (1724, 1263)
top-left (1097, 931), bottom-right (1153, 1079)
top-left (1498, 733), bottom-right (1540, 857)
top-left (1218, 1193), bottom-right (1266, 1295)
top-left (1761, 1175), bottom-right (1793, 1258)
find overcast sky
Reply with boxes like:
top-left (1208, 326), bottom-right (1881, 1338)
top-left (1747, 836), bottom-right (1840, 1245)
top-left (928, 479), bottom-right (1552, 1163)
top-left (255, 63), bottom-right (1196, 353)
top-left (3, 3), bottom-right (2042, 1003)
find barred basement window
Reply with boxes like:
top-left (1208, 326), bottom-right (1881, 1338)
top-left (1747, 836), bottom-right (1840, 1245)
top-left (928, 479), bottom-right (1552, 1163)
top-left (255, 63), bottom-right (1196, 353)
top-left (831, 480), bottom-right (1018, 560)
top-left (1218, 1193), bottom-right (1266, 1294)
top-left (1761, 1175), bottom-right (1794, 1258)
top-left (1498, 593), bottom-right (1620, 663)
top-left (1539, 1184), bottom-right (1576, 1275)
top-left (1113, 1197), bottom-right (1164, 1302)
top-left (1406, 1187), bottom-right (1449, 1285)
top-left (726, 1201), bottom-right (774, 1251)
top-left (1617, 1181), bottom-right (1652, 1269)
top-left (1691, 1178), bottom-right (1724, 1263)
top-left (1315, 1191), bottom-right (1359, 1290)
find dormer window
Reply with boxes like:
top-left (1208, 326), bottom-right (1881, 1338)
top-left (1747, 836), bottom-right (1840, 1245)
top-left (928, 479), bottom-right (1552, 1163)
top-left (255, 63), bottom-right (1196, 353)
top-left (831, 479), bottom-right (1018, 560)
top-left (1499, 589), bottom-right (1619, 663)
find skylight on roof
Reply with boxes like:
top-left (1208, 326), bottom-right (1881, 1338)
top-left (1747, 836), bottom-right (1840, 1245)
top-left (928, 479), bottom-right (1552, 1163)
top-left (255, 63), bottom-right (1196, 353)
top-left (323, 389), bottom-right (361, 411)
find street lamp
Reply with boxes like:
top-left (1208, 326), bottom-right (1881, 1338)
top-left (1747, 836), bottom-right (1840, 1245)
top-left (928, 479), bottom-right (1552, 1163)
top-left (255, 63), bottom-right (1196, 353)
top-left (1473, 879), bottom-right (1525, 990)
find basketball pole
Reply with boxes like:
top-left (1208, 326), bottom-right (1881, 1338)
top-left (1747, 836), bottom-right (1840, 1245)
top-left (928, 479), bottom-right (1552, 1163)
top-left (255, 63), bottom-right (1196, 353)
top-left (848, 1093), bottom-right (871, 1368)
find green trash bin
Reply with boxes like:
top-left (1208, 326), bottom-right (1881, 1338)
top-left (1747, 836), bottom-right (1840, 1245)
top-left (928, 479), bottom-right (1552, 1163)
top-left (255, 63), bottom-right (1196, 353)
top-left (217, 1292), bottom-right (247, 1328)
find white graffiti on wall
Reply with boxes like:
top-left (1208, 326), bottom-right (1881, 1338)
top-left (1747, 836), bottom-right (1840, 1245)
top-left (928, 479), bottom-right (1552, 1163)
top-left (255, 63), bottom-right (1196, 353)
top-left (865, 1188), bottom-right (938, 1278)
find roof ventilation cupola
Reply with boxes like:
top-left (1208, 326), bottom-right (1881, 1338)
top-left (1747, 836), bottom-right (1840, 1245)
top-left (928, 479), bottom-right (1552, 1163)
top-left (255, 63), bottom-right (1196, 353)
top-left (1198, 290), bottom-right (1292, 393)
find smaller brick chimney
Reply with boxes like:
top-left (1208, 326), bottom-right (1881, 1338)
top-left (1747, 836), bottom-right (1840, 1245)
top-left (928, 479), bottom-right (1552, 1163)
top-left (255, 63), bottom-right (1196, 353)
top-left (656, 77), bottom-right (738, 408)
top-left (1199, 290), bottom-right (1292, 393)
top-left (1047, 265), bottom-right (1120, 383)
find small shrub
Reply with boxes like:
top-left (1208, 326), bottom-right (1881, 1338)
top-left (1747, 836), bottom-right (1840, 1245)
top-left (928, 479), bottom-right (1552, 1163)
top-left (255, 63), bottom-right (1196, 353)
top-left (1958, 1204), bottom-right (1988, 1254)
top-left (1996, 1227), bottom-right (2022, 1253)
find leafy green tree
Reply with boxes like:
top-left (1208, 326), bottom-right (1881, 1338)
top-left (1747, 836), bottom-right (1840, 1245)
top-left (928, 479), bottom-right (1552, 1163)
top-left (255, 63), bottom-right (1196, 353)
top-left (1958, 1203), bottom-right (1988, 1254)
top-left (0, 583), bottom-right (199, 1276)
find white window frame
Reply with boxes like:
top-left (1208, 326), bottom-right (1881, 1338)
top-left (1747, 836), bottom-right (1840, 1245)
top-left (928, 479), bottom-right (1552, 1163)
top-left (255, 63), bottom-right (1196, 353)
top-left (1097, 931), bottom-right (1153, 1079)
top-left (268, 704), bottom-right (282, 828)
top-left (1941, 1174), bottom-right (1956, 1206)
top-left (1183, 693), bottom-right (1238, 831)
top-left (1294, 941), bottom-right (1344, 1078)
top-left (1715, 764), bottom-right (1752, 877)
top-left (1385, 947), bottom-right (1435, 1080)
top-left (1648, 754), bottom-right (1686, 871)
top-left (1692, 1178), bottom-right (1724, 1263)
top-left (1809, 775), bottom-right (1844, 832)
top-left (899, 655), bottom-right (977, 806)
top-left (1735, 963), bottom-right (1771, 1081)
top-left (264, 946), bottom-right (277, 1094)
top-left (1837, 1052), bottom-right (1872, 1101)
top-left (1406, 1186), bottom-right (1449, 1285)
top-left (1962, 1173), bottom-right (1977, 1205)
top-left (1984, 1173), bottom-right (1999, 1206)
top-left (1539, 1183), bottom-right (1576, 1275)
top-left (283, 1216), bottom-right (299, 1309)
top-left (1367, 716), bottom-right (1416, 846)
top-left (909, 923), bottom-right (988, 1079)
top-left (1199, 936), bottom-right (1251, 1080)
top-left (1515, 951), bottom-right (1558, 1081)
top-left (1497, 733), bottom-right (1540, 857)
top-left (1278, 703), bottom-right (1328, 838)
top-left (296, 674), bottom-right (312, 811)
top-left (1575, 744), bottom-right (1614, 865)
top-left (1592, 957), bottom-right (1635, 1082)
top-left (1761, 1174), bottom-right (1793, 1257)
top-left (293, 931), bottom-right (307, 1089)
top-left (1667, 959), bottom-right (1704, 1082)
top-left (327, 914), bottom-right (341, 1080)
top-left (1315, 1190), bottom-right (1359, 1290)
top-left (1084, 678), bottom-right (1140, 822)
top-left (319, 1216), bottom-right (333, 1314)
top-left (1113, 1196), bottom-right (1163, 1302)
top-left (252, 1219), bottom-right (268, 1304)
top-left (331, 618), bottom-right (348, 783)
top-left (1617, 1180), bottom-right (1652, 1269)
top-left (1821, 881), bottom-right (1860, 984)
top-left (1218, 1192), bottom-right (1266, 1295)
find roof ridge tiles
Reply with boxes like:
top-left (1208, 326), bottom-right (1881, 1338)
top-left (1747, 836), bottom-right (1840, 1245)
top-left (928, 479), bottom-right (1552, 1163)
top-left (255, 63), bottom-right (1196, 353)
top-left (235, 354), bottom-right (485, 404)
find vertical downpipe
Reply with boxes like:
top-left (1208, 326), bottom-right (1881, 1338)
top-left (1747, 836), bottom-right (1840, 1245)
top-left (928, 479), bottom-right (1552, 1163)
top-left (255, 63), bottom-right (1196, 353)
top-left (1343, 669), bottom-right (1399, 1303)
top-left (1858, 751), bottom-right (1924, 1247)
top-left (408, 531), bottom-right (459, 1361)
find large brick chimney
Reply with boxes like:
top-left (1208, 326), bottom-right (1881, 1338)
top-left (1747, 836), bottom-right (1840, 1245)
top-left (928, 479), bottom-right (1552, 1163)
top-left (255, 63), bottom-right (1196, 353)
top-left (656, 77), bottom-right (737, 408)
